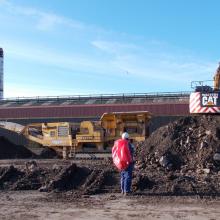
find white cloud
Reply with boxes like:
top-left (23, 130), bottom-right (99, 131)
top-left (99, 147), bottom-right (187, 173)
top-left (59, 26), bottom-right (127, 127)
top-left (35, 13), bottom-right (62, 31)
top-left (1, 1), bottom-right (86, 31)
top-left (91, 40), bottom-right (139, 55)
top-left (0, 0), bottom-right (7, 4)
top-left (5, 82), bottom-right (102, 98)
top-left (92, 40), bottom-right (217, 83)
top-left (1, 39), bottom-right (120, 77)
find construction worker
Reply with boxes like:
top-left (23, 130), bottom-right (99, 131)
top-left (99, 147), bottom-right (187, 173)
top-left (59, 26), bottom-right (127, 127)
top-left (120, 132), bottom-right (134, 195)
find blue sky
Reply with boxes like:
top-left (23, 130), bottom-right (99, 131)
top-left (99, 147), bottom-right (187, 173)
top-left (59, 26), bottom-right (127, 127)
top-left (0, 0), bottom-right (219, 97)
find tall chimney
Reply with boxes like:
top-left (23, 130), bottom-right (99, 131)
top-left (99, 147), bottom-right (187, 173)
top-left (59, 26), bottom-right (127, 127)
top-left (0, 48), bottom-right (3, 99)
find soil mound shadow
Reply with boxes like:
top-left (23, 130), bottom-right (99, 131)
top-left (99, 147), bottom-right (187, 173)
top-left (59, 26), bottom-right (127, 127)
top-left (0, 136), bottom-right (35, 159)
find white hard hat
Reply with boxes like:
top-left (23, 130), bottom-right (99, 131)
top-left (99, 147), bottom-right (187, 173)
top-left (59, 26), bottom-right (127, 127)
top-left (122, 132), bottom-right (129, 139)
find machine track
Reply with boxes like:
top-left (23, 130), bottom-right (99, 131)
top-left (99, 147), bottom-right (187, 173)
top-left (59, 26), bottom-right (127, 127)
top-left (0, 157), bottom-right (111, 168)
top-left (69, 151), bottom-right (112, 160)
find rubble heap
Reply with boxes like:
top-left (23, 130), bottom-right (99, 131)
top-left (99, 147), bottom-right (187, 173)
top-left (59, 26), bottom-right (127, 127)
top-left (135, 115), bottom-right (220, 195)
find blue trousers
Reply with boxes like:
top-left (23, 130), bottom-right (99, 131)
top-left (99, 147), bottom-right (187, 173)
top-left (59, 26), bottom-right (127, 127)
top-left (120, 164), bottom-right (133, 193)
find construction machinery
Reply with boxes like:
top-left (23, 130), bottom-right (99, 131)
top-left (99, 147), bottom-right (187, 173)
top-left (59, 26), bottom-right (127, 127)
top-left (0, 111), bottom-right (151, 158)
top-left (190, 63), bottom-right (220, 114)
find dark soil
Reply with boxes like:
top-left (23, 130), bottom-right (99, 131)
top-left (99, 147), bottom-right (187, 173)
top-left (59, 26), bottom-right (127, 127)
top-left (0, 162), bottom-right (119, 195)
top-left (135, 115), bottom-right (220, 196)
top-left (0, 165), bottom-right (24, 189)
top-left (0, 137), bottom-right (58, 159)
top-left (0, 137), bottom-right (35, 159)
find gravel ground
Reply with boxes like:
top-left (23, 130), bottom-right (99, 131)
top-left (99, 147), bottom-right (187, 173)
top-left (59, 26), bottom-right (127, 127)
top-left (1, 191), bottom-right (220, 220)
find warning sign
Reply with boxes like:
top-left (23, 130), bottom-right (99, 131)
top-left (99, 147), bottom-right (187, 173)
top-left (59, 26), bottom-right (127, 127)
top-left (201, 93), bottom-right (220, 107)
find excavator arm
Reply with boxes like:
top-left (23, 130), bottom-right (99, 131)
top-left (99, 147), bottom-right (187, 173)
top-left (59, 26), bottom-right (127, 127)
top-left (213, 63), bottom-right (220, 91)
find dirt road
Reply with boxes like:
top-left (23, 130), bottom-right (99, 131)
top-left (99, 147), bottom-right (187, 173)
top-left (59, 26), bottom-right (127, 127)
top-left (1, 191), bottom-right (220, 220)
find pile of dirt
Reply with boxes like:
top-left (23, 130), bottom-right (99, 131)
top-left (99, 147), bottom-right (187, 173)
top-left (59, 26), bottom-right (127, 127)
top-left (0, 162), bottom-right (58, 191)
top-left (0, 137), bottom-right (35, 159)
top-left (41, 163), bottom-right (119, 195)
top-left (0, 162), bottom-right (119, 195)
top-left (134, 115), bottom-right (220, 196)
top-left (137, 115), bottom-right (220, 168)
top-left (0, 166), bottom-right (24, 190)
top-left (44, 163), bottom-right (90, 191)
top-left (0, 136), bottom-right (60, 159)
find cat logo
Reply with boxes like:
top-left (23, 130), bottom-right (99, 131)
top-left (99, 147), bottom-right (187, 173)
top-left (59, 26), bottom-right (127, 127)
top-left (201, 93), bottom-right (218, 106)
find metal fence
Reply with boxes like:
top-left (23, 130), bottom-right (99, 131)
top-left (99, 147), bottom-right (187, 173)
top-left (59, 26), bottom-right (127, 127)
top-left (1, 91), bottom-right (191, 104)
